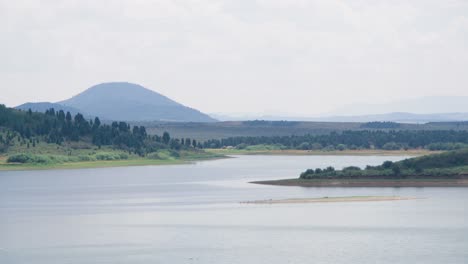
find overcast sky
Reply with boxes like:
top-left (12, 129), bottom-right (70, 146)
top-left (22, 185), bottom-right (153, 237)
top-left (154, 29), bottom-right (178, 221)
top-left (1, 0), bottom-right (468, 116)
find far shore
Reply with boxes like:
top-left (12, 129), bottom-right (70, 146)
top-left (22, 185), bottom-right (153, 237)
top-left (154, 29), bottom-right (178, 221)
top-left (252, 177), bottom-right (468, 187)
top-left (241, 196), bottom-right (419, 204)
top-left (0, 150), bottom-right (431, 172)
top-left (0, 155), bottom-right (226, 172)
top-left (207, 148), bottom-right (437, 156)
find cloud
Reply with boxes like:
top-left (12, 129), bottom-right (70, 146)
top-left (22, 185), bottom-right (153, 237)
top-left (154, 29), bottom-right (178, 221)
top-left (1, 0), bottom-right (467, 115)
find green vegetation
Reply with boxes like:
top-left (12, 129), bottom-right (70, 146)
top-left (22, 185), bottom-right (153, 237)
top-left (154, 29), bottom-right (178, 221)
top-left (141, 120), bottom-right (468, 141)
top-left (203, 130), bottom-right (468, 151)
top-left (300, 149), bottom-right (468, 179)
top-left (206, 145), bottom-right (433, 156)
top-left (235, 143), bottom-right (287, 151)
top-left (0, 104), bottom-right (207, 156)
top-left (360, 122), bottom-right (401, 129)
top-left (0, 105), bottom-right (222, 170)
top-left (0, 146), bottom-right (221, 171)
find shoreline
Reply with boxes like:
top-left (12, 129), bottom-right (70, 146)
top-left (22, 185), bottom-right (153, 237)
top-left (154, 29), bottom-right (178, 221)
top-left (241, 196), bottom-right (419, 204)
top-left (0, 155), bottom-right (226, 172)
top-left (0, 150), bottom-right (426, 172)
top-left (206, 149), bottom-right (436, 156)
top-left (252, 177), bottom-right (468, 187)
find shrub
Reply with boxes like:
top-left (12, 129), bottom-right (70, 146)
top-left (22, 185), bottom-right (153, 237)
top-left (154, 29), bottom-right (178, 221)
top-left (94, 152), bottom-right (125, 161)
top-left (147, 152), bottom-right (162, 160)
top-left (236, 143), bottom-right (248, 150)
top-left (169, 150), bottom-right (180, 158)
top-left (298, 142), bottom-right (310, 150)
top-left (7, 153), bottom-right (34, 163)
top-left (118, 153), bottom-right (129, 160)
top-left (382, 161), bottom-right (393, 169)
top-left (310, 143), bottom-right (323, 150)
top-left (382, 142), bottom-right (401, 150)
top-left (343, 166), bottom-right (361, 171)
top-left (336, 144), bottom-right (346, 151)
top-left (300, 169), bottom-right (315, 178)
top-left (415, 166), bottom-right (423, 173)
top-left (391, 165), bottom-right (401, 176)
top-left (7, 153), bottom-right (52, 164)
top-left (77, 155), bottom-right (96, 162)
top-left (323, 145), bottom-right (335, 151)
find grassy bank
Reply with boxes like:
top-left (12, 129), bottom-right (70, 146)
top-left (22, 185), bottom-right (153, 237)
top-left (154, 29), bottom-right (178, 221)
top-left (0, 158), bottom-right (186, 171)
top-left (0, 148), bottom-right (224, 171)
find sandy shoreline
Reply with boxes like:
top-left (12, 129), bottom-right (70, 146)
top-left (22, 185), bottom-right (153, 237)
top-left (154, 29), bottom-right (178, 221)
top-left (241, 196), bottom-right (419, 204)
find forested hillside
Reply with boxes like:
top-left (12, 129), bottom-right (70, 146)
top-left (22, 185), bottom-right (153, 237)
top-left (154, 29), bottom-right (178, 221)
top-left (203, 130), bottom-right (468, 151)
top-left (0, 105), bottom-right (200, 156)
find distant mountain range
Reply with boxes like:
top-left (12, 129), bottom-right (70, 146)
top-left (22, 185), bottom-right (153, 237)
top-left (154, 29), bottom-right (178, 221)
top-left (212, 96), bottom-right (468, 123)
top-left (16, 82), bottom-right (216, 122)
top-left (316, 112), bottom-right (468, 123)
top-left (328, 96), bottom-right (468, 116)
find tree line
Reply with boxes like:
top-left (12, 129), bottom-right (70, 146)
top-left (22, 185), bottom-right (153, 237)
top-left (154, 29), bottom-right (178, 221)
top-left (300, 148), bottom-right (468, 179)
top-left (0, 105), bottom-right (201, 155)
top-left (202, 130), bottom-right (468, 150)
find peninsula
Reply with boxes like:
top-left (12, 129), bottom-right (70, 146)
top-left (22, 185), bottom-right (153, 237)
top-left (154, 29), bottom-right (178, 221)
top-left (253, 149), bottom-right (468, 187)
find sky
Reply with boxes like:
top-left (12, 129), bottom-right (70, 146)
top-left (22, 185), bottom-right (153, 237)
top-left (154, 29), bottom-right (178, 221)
top-left (1, 0), bottom-right (468, 116)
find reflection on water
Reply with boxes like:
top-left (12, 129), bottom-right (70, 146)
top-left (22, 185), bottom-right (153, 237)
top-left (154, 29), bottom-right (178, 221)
top-left (1, 155), bottom-right (467, 263)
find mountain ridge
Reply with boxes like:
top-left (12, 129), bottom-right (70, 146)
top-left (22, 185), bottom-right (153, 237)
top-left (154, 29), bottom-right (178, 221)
top-left (15, 82), bottom-right (216, 122)
top-left (328, 96), bottom-right (468, 116)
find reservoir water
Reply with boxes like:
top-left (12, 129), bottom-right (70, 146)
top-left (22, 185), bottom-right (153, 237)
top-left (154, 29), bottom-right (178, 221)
top-left (1, 155), bottom-right (467, 263)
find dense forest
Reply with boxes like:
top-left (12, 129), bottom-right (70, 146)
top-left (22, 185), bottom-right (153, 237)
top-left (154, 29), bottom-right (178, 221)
top-left (300, 148), bottom-right (468, 179)
top-left (360, 121), bottom-right (401, 129)
top-left (203, 130), bottom-right (468, 151)
top-left (0, 105), bottom-right (201, 155)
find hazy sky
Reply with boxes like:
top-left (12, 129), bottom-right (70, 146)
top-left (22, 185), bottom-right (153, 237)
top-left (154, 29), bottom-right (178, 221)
top-left (1, 0), bottom-right (468, 115)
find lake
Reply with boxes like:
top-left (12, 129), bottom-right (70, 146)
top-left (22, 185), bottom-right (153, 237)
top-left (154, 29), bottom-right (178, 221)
top-left (1, 155), bottom-right (467, 264)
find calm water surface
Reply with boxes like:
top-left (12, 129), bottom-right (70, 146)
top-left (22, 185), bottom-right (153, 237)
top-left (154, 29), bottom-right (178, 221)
top-left (1, 155), bottom-right (467, 264)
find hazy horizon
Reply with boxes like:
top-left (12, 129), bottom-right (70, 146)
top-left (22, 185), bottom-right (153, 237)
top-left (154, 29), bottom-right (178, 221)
top-left (2, 1), bottom-right (468, 115)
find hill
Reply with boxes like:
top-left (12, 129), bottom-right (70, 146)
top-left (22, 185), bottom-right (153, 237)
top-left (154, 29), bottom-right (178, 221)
top-left (15, 82), bottom-right (216, 122)
top-left (59, 82), bottom-right (216, 122)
